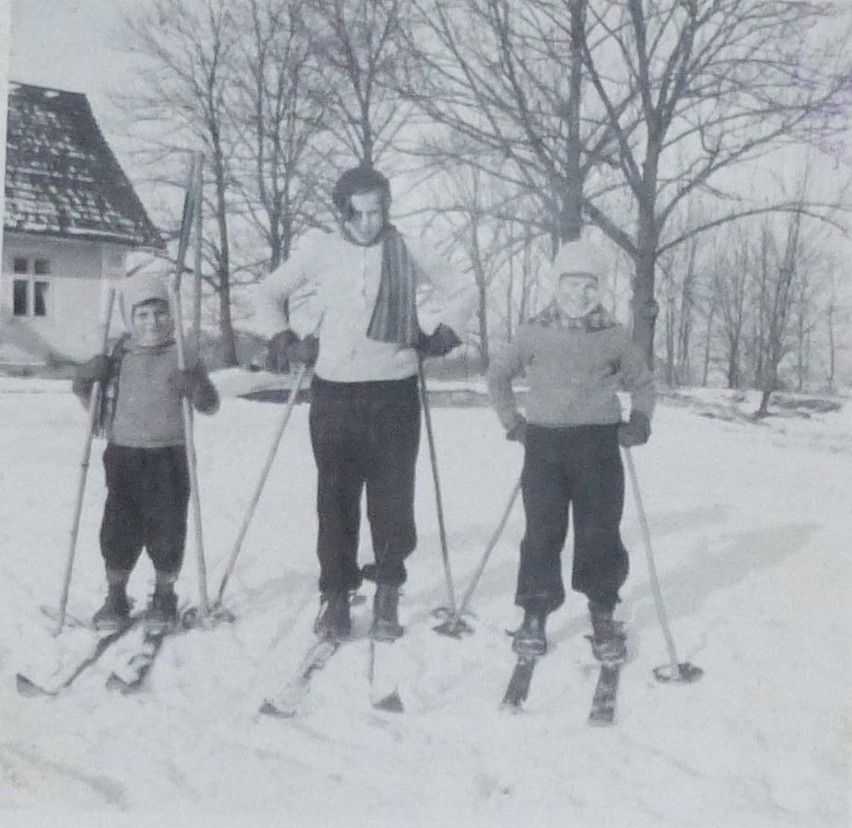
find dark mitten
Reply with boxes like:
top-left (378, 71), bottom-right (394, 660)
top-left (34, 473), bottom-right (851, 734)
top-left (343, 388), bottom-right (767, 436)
top-left (173, 363), bottom-right (219, 413)
top-left (172, 364), bottom-right (205, 398)
top-left (76, 354), bottom-right (113, 383)
top-left (291, 334), bottom-right (319, 366)
top-left (266, 330), bottom-right (298, 373)
top-left (417, 323), bottom-right (462, 358)
top-left (266, 330), bottom-right (319, 372)
top-left (618, 411), bottom-right (651, 448)
top-left (506, 416), bottom-right (528, 444)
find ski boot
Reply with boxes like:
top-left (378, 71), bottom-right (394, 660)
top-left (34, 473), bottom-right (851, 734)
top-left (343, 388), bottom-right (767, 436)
top-left (145, 586), bottom-right (179, 632)
top-left (588, 601), bottom-right (627, 664)
top-left (512, 603), bottom-right (548, 656)
top-left (314, 590), bottom-right (351, 642)
top-left (92, 584), bottom-right (131, 631)
top-left (371, 584), bottom-right (403, 642)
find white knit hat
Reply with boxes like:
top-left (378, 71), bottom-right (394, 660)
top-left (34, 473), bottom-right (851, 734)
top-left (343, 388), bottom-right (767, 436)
top-left (549, 238), bottom-right (605, 282)
top-left (119, 272), bottom-right (170, 327)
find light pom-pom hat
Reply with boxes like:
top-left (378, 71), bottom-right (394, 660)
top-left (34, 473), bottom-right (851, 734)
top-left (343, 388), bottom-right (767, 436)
top-left (118, 272), bottom-right (170, 328)
top-left (550, 237), bottom-right (605, 280)
top-left (542, 237), bottom-right (606, 304)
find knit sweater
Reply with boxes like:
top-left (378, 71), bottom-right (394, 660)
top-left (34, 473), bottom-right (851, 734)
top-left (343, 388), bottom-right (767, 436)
top-left (73, 339), bottom-right (219, 448)
top-left (249, 230), bottom-right (476, 383)
top-left (487, 310), bottom-right (655, 431)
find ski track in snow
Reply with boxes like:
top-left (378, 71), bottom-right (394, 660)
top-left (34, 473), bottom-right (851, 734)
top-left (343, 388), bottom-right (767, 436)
top-left (0, 378), bottom-right (848, 828)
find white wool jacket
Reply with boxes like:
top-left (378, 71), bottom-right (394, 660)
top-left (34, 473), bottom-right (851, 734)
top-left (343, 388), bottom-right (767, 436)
top-left (250, 230), bottom-right (476, 383)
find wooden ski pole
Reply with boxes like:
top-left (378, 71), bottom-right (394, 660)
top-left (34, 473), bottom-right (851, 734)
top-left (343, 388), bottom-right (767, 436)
top-left (436, 474), bottom-right (522, 636)
top-left (418, 357), bottom-right (459, 617)
top-left (192, 153), bottom-right (204, 355)
top-left (170, 154), bottom-right (210, 618)
top-left (215, 362), bottom-right (309, 606)
top-left (624, 447), bottom-right (702, 683)
top-left (169, 280), bottom-right (210, 618)
top-left (54, 285), bottom-right (117, 635)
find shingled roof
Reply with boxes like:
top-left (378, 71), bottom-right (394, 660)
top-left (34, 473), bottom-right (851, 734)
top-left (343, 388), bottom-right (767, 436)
top-left (4, 82), bottom-right (163, 248)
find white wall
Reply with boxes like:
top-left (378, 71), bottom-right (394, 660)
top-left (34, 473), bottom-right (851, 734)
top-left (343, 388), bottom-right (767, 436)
top-left (0, 232), bottom-right (126, 364)
top-left (0, 0), bottom-right (10, 358)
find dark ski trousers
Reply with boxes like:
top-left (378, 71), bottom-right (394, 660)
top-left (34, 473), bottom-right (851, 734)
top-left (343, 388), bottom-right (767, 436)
top-left (100, 443), bottom-right (190, 577)
top-left (309, 375), bottom-right (420, 594)
top-left (516, 424), bottom-right (629, 614)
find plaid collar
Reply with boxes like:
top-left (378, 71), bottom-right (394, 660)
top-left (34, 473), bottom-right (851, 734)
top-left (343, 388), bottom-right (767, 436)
top-left (532, 302), bottom-right (615, 331)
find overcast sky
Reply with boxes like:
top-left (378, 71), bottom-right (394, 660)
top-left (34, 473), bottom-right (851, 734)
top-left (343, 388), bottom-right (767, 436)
top-left (3, 0), bottom-right (851, 275)
top-left (8, 0), bottom-right (128, 96)
top-left (5, 0), bottom-right (145, 182)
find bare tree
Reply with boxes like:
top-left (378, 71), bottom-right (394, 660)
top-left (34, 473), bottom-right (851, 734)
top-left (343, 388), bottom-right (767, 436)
top-left (226, 0), bottom-right (334, 337)
top-left (756, 210), bottom-right (803, 415)
top-left (659, 233), bottom-right (698, 386)
top-left (577, 0), bottom-right (851, 366)
top-left (401, 0), bottom-right (620, 248)
top-left (119, 0), bottom-right (242, 365)
top-left (711, 226), bottom-right (752, 389)
top-left (311, 0), bottom-right (412, 169)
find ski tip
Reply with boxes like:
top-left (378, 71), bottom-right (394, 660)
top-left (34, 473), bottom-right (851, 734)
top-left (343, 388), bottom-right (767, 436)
top-left (371, 689), bottom-right (404, 714)
top-left (105, 673), bottom-right (134, 694)
top-left (259, 700), bottom-right (297, 719)
top-left (500, 699), bottom-right (524, 714)
top-left (587, 712), bottom-right (616, 727)
top-left (653, 661), bottom-right (703, 683)
top-left (16, 673), bottom-right (54, 698)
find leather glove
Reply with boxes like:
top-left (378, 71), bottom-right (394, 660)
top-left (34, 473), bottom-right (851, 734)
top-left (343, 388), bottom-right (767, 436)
top-left (267, 330), bottom-right (319, 372)
top-left (417, 324), bottom-right (461, 358)
top-left (75, 354), bottom-right (113, 383)
top-left (618, 411), bottom-right (651, 448)
top-left (506, 416), bottom-right (528, 445)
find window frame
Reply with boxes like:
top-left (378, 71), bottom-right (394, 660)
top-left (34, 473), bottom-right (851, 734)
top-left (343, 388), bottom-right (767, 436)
top-left (10, 276), bottom-right (52, 319)
top-left (12, 279), bottom-right (28, 316)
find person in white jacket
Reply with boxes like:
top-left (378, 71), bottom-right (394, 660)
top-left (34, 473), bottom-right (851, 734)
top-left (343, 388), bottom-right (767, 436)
top-left (251, 166), bottom-right (476, 643)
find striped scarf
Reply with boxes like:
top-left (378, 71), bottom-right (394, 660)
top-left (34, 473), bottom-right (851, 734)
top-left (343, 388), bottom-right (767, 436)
top-left (364, 225), bottom-right (420, 347)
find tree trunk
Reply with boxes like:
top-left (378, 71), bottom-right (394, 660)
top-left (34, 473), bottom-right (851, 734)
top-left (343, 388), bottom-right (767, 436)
top-left (702, 303), bottom-right (715, 387)
top-left (558, 0), bottom-right (585, 245)
top-left (727, 341), bottom-right (739, 390)
top-left (827, 303), bottom-right (836, 392)
top-left (632, 201), bottom-right (659, 369)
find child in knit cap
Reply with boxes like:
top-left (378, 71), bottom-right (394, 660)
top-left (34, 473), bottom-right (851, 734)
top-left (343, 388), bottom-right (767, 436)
top-left (73, 273), bottom-right (219, 631)
top-left (487, 236), bottom-right (655, 663)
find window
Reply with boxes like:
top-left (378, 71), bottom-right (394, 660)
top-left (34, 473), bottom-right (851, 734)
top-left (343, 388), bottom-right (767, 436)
top-left (13, 279), bottom-right (28, 316)
top-left (11, 279), bottom-right (50, 318)
top-left (34, 281), bottom-right (49, 317)
top-left (11, 256), bottom-right (52, 275)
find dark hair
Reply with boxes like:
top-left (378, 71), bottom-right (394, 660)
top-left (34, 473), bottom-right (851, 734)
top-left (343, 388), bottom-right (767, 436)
top-left (332, 166), bottom-right (391, 221)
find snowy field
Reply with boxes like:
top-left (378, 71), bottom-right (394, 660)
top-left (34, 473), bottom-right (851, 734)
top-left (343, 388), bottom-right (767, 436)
top-left (0, 375), bottom-right (849, 828)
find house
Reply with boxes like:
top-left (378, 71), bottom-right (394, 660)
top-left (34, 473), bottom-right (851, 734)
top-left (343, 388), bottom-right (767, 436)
top-left (1, 82), bottom-right (162, 369)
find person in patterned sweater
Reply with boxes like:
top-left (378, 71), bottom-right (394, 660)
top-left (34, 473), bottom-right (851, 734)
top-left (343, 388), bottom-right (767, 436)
top-left (487, 237), bottom-right (655, 661)
top-left (73, 273), bottom-right (219, 631)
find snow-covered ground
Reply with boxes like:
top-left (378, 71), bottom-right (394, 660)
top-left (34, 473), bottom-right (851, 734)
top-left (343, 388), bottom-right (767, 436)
top-left (0, 376), bottom-right (849, 828)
